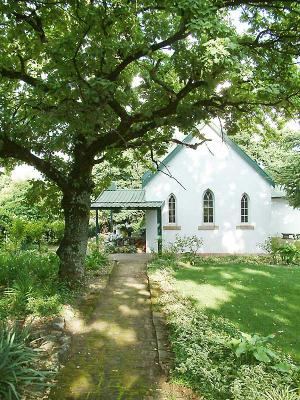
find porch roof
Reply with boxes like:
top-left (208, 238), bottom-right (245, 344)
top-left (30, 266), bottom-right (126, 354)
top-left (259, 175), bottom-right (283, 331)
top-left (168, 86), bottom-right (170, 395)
top-left (91, 188), bottom-right (163, 210)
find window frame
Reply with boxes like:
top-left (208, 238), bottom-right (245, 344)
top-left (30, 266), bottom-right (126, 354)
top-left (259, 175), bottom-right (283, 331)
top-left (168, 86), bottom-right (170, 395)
top-left (168, 193), bottom-right (177, 224)
top-left (241, 193), bottom-right (249, 223)
top-left (203, 189), bottom-right (215, 224)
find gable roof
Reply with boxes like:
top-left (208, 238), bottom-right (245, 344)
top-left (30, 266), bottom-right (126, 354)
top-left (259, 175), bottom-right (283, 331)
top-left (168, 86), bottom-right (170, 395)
top-left (91, 188), bottom-right (163, 209)
top-left (142, 122), bottom-right (275, 187)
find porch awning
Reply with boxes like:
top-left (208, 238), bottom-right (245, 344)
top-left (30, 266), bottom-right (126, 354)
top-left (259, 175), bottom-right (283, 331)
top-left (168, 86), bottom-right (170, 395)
top-left (91, 188), bottom-right (163, 210)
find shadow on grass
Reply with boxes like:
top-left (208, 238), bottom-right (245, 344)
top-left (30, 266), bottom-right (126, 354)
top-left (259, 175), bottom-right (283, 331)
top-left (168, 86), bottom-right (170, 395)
top-left (49, 260), bottom-right (162, 400)
top-left (172, 263), bottom-right (300, 360)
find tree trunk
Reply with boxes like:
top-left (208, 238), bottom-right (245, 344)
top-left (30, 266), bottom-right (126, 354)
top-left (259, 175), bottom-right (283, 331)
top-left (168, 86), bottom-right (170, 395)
top-left (57, 188), bottom-right (91, 284)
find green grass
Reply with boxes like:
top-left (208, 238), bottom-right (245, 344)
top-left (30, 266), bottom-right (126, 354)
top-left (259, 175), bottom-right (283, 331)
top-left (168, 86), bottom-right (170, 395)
top-left (171, 262), bottom-right (300, 360)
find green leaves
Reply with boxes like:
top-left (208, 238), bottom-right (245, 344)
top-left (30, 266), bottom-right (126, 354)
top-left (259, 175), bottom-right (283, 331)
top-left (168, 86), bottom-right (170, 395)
top-left (0, 0), bottom-right (298, 178)
top-left (0, 323), bottom-right (50, 400)
top-left (231, 331), bottom-right (299, 374)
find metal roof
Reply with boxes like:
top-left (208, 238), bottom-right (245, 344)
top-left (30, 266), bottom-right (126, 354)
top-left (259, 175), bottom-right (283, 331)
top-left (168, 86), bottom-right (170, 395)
top-left (142, 122), bottom-right (275, 188)
top-left (91, 189), bottom-right (163, 209)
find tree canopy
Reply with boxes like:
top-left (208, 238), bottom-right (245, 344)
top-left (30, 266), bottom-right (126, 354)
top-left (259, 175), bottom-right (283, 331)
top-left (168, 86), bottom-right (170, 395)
top-left (237, 127), bottom-right (300, 207)
top-left (0, 1), bottom-right (299, 179)
top-left (0, 0), bottom-right (299, 281)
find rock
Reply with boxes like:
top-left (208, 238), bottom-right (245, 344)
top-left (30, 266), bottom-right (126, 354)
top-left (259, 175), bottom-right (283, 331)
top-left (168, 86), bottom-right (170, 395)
top-left (40, 340), bottom-right (56, 353)
top-left (51, 317), bottom-right (66, 331)
top-left (58, 344), bottom-right (70, 362)
top-left (60, 335), bottom-right (71, 346)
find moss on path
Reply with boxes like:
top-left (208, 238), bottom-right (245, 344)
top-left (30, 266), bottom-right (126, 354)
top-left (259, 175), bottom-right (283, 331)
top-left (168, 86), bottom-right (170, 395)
top-left (49, 255), bottom-right (164, 400)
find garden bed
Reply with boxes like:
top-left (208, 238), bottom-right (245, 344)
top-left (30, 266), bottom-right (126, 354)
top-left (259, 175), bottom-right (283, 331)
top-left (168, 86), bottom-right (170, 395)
top-left (148, 255), bottom-right (300, 400)
top-left (0, 248), bottom-right (114, 400)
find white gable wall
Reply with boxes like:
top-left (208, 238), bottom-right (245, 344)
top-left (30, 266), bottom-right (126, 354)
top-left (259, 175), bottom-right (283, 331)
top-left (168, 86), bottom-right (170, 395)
top-left (145, 125), bottom-right (273, 253)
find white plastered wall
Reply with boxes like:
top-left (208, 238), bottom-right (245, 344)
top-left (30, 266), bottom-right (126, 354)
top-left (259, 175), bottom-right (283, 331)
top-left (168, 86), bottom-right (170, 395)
top-left (270, 198), bottom-right (300, 236)
top-left (145, 210), bottom-right (159, 252)
top-left (144, 125), bottom-right (272, 254)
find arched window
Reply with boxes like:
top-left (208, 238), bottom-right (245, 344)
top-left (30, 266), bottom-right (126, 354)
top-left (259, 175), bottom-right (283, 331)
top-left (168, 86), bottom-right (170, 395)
top-left (168, 194), bottom-right (176, 224)
top-left (241, 193), bottom-right (249, 223)
top-left (203, 189), bottom-right (214, 223)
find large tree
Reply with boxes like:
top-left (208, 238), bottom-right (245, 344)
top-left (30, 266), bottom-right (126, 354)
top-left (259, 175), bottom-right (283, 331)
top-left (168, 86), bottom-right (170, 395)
top-left (0, 0), bottom-right (299, 283)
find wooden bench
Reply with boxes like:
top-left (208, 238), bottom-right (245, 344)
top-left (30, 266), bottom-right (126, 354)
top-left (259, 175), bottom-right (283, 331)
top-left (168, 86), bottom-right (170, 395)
top-left (281, 233), bottom-right (300, 240)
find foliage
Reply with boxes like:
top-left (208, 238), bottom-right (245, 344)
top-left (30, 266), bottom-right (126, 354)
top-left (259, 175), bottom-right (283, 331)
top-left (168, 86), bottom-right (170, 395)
top-left (261, 237), bottom-right (300, 265)
top-left (0, 0), bottom-right (299, 281)
top-left (105, 243), bottom-right (137, 254)
top-left (277, 244), bottom-right (300, 265)
top-left (149, 265), bottom-right (299, 400)
top-left (0, 173), bottom-right (62, 221)
top-left (231, 332), bottom-right (297, 374)
top-left (0, 323), bottom-right (49, 400)
top-left (234, 128), bottom-right (300, 207)
top-left (46, 220), bottom-right (65, 244)
top-left (168, 234), bottom-right (203, 255)
top-left (262, 387), bottom-right (300, 400)
top-left (1, 217), bottom-right (65, 250)
top-left (0, 250), bottom-right (73, 319)
top-left (85, 249), bottom-right (109, 271)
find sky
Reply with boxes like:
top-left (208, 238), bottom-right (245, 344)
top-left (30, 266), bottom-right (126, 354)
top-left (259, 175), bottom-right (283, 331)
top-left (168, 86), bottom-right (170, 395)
top-left (11, 164), bottom-right (41, 181)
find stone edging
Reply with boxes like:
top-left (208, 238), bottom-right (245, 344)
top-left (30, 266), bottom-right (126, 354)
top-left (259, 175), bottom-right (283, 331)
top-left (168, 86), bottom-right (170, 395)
top-left (146, 269), bottom-right (173, 376)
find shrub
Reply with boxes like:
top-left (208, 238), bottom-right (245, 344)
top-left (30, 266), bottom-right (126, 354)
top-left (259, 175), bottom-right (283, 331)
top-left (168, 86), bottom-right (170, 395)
top-left (85, 249), bottom-right (109, 271)
top-left (7, 218), bottom-right (27, 249)
top-left (0, 250), bottom-right (72, 318)
top-left (168, 234), bottom-right (203, 255)
top-left (25, 220), bottom-right (46, 248)
top-left (277, 244), bottom-right (299, 265)
top-left (0, 323), bottom-right (49, 400)
top-left (46, 220), bottom-right (65, 244)
top-left (27, 294), bottom-right (61, 316)
top-left (260, 237), bottom-right (300, 265)
top-left (105, 243), bottom-right (137, 253)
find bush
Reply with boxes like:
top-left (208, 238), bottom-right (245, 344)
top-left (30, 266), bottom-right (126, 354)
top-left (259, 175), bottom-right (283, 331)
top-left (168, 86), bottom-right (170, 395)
top-left (0, 323), bottom-right (49, 400)
top-left (0, 250), bottom-right (72, 318)
top-left (105, 243), bottom-right (137, 253)
top-left (277, 244), bottom-right (299, 265)
top-left (3, 218), bottom-right (65, 249)
top-left (168, 234), bottom-right (203, 255)
top-left (260, 237), bottom-right (300, 265)
top-left (85, 249), bottom-right (109, 271)
top-left (46, 220), bottom-right (65, 244)
top-left (149, 266), bottom-right (299, 400)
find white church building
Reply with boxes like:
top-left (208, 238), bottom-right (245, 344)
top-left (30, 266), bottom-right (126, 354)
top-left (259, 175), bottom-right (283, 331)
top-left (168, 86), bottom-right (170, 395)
top-left (92, 123), bottom-right (300, 254)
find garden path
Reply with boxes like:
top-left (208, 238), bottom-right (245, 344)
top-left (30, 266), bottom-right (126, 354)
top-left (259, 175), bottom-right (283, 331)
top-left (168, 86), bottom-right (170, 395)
top-left (49, 254), bottom-right (172, 400)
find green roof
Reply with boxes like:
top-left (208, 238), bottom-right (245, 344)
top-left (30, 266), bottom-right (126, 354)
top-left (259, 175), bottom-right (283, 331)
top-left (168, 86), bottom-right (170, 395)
top-left (142, 122), bottom-right (275, 187)
top-left (91, 188), bottom-right (163, 209)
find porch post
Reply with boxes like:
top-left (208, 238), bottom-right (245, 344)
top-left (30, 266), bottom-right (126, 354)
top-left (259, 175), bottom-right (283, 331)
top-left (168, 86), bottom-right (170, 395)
top-left (110, 210), bottom-right (113, 232)
top-left (157, 207), bottom-right (162, 253)
top-left (95, 209), bottom-right (100, 243)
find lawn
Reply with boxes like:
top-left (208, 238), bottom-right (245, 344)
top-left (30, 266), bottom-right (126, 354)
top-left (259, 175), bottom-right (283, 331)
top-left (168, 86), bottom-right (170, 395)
top-left (171, 262), bottom-right (300, 360)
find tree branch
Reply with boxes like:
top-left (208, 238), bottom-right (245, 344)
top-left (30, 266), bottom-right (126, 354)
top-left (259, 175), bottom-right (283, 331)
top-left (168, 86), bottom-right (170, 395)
top-left (13, 10), bottom-right (47, 43)
top-left (149, 59), bottom-right (176, 97)
top-left (107, 19), bottom-right (190, 81)
top-left (172, 138), bottom-right (211, 149)
top-left (0, 67), bottom-right (49, 91)
top-left (0, 137), bottom-right (68, 190)
top-left (150, 149), bottom-right (186, 190)
top-left (131, 79), bottom-right (206, 123)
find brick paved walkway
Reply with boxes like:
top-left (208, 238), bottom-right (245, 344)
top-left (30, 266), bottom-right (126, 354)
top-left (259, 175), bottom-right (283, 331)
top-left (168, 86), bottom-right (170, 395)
top-left (49, 254), bottom-right (164, 400)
